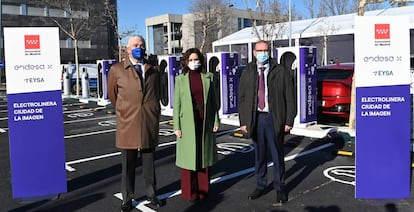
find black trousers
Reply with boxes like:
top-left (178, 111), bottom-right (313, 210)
top-left (253, 112), bottom-right (285, 191)
top-left (121, 148), bottom-right (156, 203)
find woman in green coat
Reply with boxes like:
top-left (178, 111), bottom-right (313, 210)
top-left (173, 48), bottom-right (220, 201)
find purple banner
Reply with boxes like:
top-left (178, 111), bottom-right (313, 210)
top-left (356, 85), bottom-right (411, 198)
top-left (8, 90), bottom-right (66, 198)
top-left (298, 47), bottom-right (317, 123)
top-left (221, 53), bottom-right (239, 114)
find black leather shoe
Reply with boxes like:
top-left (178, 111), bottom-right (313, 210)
top-left (120, 200), bottom-right (133, 212)
top-left (276, 190), bottom-right (288, 204)
top-left (147, 196), bottom-right (161, 207)
top-left (248, 188), bottom-right (264, 200)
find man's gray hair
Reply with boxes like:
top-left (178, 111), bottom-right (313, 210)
top-left (127, 35), bottom-right (146, 48)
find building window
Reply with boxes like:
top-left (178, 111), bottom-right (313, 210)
top-left (2, 3), bottom-right (87, 19)
top-left (44, 5), bottom-right (49, 16)
top-left (2, 5), bottom-right (20, 15)
top-left (49, 8), bottom-right (65, 17)
top-left (78, 40), bottom-right (91, 48)
top-left (71, 10), bottom-right (89, 19)
top-left (61, 39), bottom-right (91, 49)
top-left (59, 40), bottom-right (67, 48)
top-left (64, 9), bottom-right (70, 18)
top-left (238, 18), bottom-right (242, 30)
top-left (28, 6), bottom-right (45, 16)
top-left (20, 4), bottom-right (27, 15)
top-left (243, 18), bottom-right (252, 28)
top-left (66, 39), bottom-right (73, 48)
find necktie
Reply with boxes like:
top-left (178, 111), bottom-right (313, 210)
top-left (134, 64), bottom-right (144, 90)
top-left (258, 67), bottom-right (265, 110)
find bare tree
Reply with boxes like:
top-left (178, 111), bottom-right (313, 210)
top-left (37, 0), bottom-right (101, 96)
top-left (390, 0), bottom-right (414, 6)
top-left (302, 0), bottom-right (392, 18)
top-left (320, 0), bottom-right (359, 16)
top-left (189, 0), bottom-right (231, 53)
top-left (103, 0), bottom-right (138, 61)
top-left (316, 20), bottom-right (339, 65)
top-left (303, 0), bottom-right (318, 18)
top-left (245, 0), bottom-right (289, 42)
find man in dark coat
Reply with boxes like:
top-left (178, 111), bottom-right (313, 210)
top-left (238, 40), bottom-right (296, 205)
top-left (108, 35), bottom-right (161, 212)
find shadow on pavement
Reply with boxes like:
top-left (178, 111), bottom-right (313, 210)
top-left (284, 132), bottom-right (346, 197)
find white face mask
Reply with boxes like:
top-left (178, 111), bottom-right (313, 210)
top-left (188, 60), bottom-right (201, 71)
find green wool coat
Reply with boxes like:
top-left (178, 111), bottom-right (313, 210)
top-left (173, 72), bottom-right (220, 171)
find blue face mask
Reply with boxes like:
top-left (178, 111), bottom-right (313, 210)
top-left (256, 52), bottom-right (269, 64)
top-left (131, 47), bottom-right (145, 60)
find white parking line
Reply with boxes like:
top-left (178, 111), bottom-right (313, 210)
top-left (114, 193), bottom-right (157, 212)
top-left (63, 107), bottom-right (106, 114)
top-left (64, 129), bottom-right (116, 139)
top-left (63, 119), bottom-right (174, 139)
top-left (64, 127), bottom-right (239, 171)
top-left (63, 102), bottom-right (87, 107)
top-left (64, 115), bottom-right (115, 124)
top-left (113, 142), bottom-right (334, 211)
top-left (66, 152), bottom-right (121, 172)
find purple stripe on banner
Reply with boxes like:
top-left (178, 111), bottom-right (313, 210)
top-left (356, 85), bottom-right (411, 198)
top-left (299, 47), bottom-right (317, 123)
top-left (221, 53), bottom-right (239, 114)
top-left (8, 90), bottom-right (66, 199)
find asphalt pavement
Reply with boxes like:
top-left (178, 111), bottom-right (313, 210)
top-left (0, 95), bottom-right (413, 212)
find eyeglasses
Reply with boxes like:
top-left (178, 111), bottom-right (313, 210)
top-left (255, 49), bottom-right (268, 53)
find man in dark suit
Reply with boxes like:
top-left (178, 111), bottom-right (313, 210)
top-left (108, 35), bottom-right (162, 212)
top-left (238, 40), bottom-right (297, 205)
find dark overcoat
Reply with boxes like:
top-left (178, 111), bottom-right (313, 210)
top-left (238, 60), bottom-right (296, 140)
top-left (107, 59), bottom-right (161, 149)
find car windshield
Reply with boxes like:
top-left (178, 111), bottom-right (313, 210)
top-left (317, 69), bottom-right (353, 80)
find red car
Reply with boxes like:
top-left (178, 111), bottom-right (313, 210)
top-left (317, 63), bottom-right (354, 122)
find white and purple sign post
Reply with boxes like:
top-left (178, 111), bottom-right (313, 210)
top-left (206, 52), bottom-right (239, 118)
top-left (355, 16), bottom-right (411, 198)
top-left (5, 27), bottom-right (66, 199)
top-left (158, 55), bottom-right (182, 115)
top-left (276, 46), bottom-right (318, 128)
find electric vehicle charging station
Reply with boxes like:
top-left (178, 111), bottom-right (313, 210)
top-left (158, 55), bottom-right (182, 116)
top-left (275, 46), bottom-right (318, 131)
top-left (62, 66), bottom-right (71, 96)
top-left (81, 68), bottom-right (89, 99)
top-left (97, 59), bottom-right (117, 106)
top-left (206, 52), bottom-right (239, 124)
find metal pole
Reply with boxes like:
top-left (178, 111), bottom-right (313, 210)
top-left (0, 0), bottom-right (3, 86)
top-left (288, 0), bottom-right (292, 47)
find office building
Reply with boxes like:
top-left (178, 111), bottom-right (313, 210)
top-left (145, 8), bottom-right (272, 55)
top-left (0, 0), bottom-right (118, 83)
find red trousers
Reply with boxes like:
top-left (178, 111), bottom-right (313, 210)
top-left (180, 167), bottom-right (210, 201)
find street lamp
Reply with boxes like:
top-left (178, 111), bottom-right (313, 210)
top-left (288, 0), bottom-right (292, 47)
